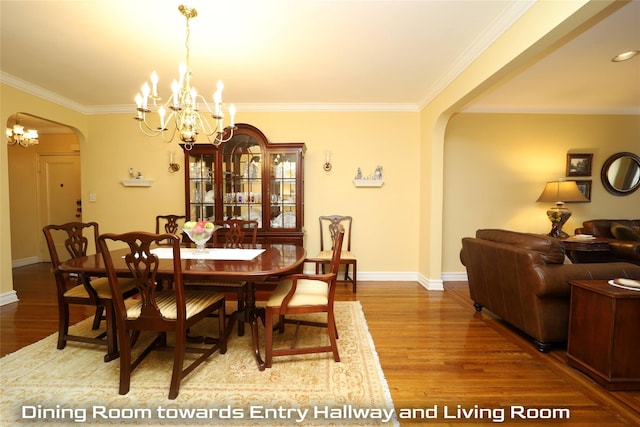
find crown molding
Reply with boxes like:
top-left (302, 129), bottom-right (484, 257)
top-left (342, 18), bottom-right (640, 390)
top-left (461, 105), bottom-right (640, 115)
top-left (1, 72), bottom-right (89, 114)
top-left (82, 102), bottom-right (421, 115)
top-left (419, 0), bottom-right (535, 109)
top-left (2, 72), bottom-right (419, 115)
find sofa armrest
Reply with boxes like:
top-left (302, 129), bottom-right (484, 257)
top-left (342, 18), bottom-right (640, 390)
top-left (609, 241), bottom-right (640, 261)
top-left (535, 262), bottom-right (640, 298)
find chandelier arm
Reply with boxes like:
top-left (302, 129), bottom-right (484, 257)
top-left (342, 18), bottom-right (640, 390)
top-left (193, 94), bottom-right (216, 114)
top-left (162, 122), bottom-right (179, 143)
top-left (137, 118), bottom-right (162, 137)
top-left (194, 112), bottom-right (218, 137)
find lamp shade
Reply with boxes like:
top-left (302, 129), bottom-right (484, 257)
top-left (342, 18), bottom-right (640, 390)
top-left (537, 180), bottom-right (588, 203)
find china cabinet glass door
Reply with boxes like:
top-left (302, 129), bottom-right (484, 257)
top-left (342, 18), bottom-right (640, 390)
top-left (269, 152), bottom-right (298, 229)
top-left (188, 152), bottom-right (214, 221)
top-left (222, 134), bottom-right (263, 227)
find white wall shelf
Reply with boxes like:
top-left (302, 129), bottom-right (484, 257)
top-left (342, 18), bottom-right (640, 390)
top-left (353, 179), bottom-right (384, 187)
top-left (121, 179), bottom-right (154, 187)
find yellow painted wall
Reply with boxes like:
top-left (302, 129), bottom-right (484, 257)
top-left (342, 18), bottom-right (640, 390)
top-left (443, 113), bottom-right (640, 272)
top-left (80, 111), bottom-right (420, 273)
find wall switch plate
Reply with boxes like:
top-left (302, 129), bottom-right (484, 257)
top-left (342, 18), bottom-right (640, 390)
top-left (89, 192), bottom-right (96, 202)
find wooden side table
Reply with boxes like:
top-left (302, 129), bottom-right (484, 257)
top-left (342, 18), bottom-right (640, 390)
top-left (567, 280), bottom-right (640, 390)
top-left (561, 237), bottom-right (611, 263)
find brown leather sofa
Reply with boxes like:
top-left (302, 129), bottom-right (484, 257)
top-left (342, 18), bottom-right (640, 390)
top-left (460, 229), bottom-right (640, 352)
top-left (575, 219), bottom-right (640, 265)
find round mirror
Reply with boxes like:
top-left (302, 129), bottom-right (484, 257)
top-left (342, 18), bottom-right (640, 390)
top-left (601, 152), bottom-right (640, 196)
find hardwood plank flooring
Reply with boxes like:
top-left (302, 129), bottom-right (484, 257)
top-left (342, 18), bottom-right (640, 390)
top-left (2, 263), bottom-right (639, 425)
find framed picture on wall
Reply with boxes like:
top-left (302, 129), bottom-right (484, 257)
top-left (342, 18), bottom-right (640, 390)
top-left (566, 153), bottom-right (593, 177)
top-left (570, 180), bottom-right (592, 202)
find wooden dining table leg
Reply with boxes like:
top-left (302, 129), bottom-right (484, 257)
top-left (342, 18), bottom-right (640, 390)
top-left (243, 281), bottom-right (266, 371)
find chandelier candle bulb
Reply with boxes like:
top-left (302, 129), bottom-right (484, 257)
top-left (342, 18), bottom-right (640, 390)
top-left (229, 105), bottom-right (236, 126)
top-left (150, 71), bottom-right (159, 97)
top-left (158, 107), bottom-right (166, 129)
top-left (171, 81), bottom-right (179, 106)
top-left (141, 82), bottom-right (150, 108)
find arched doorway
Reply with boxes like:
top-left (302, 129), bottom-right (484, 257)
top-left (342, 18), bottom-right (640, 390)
top-left (7, 113), bottom-right (80, 265)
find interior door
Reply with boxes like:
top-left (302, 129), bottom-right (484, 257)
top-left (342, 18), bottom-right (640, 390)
top-left (38, 154), bottom-right (82, 261)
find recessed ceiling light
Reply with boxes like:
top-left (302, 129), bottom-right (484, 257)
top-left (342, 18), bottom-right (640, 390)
top-left (611, 50), bottom-right (639, 62)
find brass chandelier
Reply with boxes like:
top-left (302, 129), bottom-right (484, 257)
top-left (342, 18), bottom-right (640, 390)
top-left (6, 114), bottom-right (39, 147)
top-left (134, 5), bottom-right (236, 149)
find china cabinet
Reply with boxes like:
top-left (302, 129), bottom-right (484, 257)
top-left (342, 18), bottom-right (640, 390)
top-left (181, 124), bottom-right (306, 245)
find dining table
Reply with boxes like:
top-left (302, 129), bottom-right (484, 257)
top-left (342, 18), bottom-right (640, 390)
top-left (59, 243), bottom-right (307, 371)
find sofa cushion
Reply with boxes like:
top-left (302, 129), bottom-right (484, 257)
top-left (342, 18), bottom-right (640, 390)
top-left (476, 229), bottom-right (565, 264)
top-left (580, 219), bottom-right (640, 238)
top-left (611, 222), bottom-right (640, 242)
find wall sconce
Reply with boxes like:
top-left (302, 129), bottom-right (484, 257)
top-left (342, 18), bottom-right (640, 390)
top-left (168, 151), bottom-right (180, 173)
top-left (323, 150), bottom-right (332, 171)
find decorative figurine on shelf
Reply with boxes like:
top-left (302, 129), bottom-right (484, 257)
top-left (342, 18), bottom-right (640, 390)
top-left (374, 165), bottom-right (383, 180)
top-left (128, 167), bottom-right (144, 179)
top-left (355, 167), bottom-right (363, 180)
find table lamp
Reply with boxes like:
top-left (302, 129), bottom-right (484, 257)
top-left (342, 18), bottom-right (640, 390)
top-left (537, 179), bottom-right (588, 238)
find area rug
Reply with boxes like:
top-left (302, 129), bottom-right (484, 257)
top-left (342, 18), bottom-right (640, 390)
top-left (1, 301), bottom-right (397, 426)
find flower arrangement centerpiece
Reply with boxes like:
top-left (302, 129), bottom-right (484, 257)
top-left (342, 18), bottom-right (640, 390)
top-left (182, 220), bottom-right (216, 252)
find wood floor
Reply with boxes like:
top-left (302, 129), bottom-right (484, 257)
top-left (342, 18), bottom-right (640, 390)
top-left (2, 263), bottom-right (639, 426)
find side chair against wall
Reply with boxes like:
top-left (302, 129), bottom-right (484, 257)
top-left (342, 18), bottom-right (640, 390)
top-left (42, 222), bottom-right (137, 362)
top-left (97, 231), bottom-right (227, 400)
top-left (263, 227), bottom-right (345, 368)
top-left (307, 215), bottom-right (357, 292)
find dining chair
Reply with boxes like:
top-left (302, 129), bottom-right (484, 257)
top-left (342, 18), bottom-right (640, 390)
top-left (42, 222), bottom-right (137, 362)
top-left (97, 231), bottom-right (227, 400)
top-left (307, 215), bottom-right (357, 292)
top-left (155, 214), bottom-right (186, 245)
top-left (263, 226), bottom-right (345, 368)
top-left (214, 218), bottom-right (259, 248)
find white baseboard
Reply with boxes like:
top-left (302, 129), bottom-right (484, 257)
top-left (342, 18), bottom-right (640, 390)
top-left (0, 290), bottom-right (19, 306)
top-left (417, 273), bottom-right (444, 290)
top-left (12, 256), bottom-right (40, 268)
top-left (302, 269), bottom-right (467, 290)
top-left (441, 272), bottom-right (468, 281)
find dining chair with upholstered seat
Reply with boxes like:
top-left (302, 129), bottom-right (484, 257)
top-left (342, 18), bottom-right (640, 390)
top-left (263, 226), bottom-right (345, 368)
top-left (42, 222), bottom-right (138, 362)
top-left (97, 231), bottom-right (227, 400)
top-left (307, 215), bottom-right (356, 292)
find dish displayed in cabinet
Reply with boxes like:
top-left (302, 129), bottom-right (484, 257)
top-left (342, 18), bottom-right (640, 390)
top-left (272, 211), bottom-right (296, 228)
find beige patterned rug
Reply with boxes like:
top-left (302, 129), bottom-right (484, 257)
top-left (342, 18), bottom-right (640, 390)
top-left (1, 302), bottom-right (397, 426)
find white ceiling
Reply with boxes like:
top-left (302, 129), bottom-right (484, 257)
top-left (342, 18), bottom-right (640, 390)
top-left (1, 0), bottom-right (639, 132)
